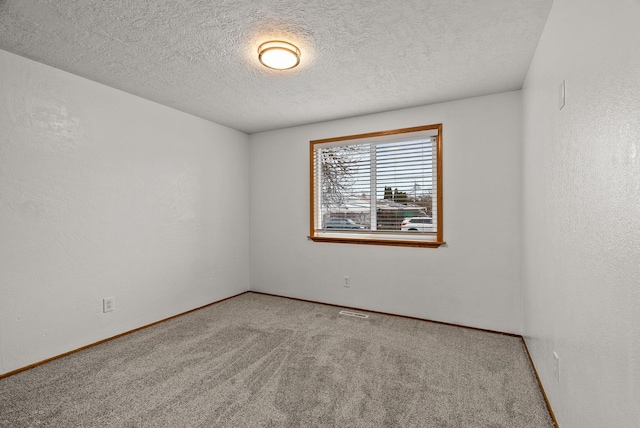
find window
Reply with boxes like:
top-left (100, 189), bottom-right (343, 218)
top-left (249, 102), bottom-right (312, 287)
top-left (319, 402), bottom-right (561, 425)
top-left (309, 124), bottom-right (444, 248)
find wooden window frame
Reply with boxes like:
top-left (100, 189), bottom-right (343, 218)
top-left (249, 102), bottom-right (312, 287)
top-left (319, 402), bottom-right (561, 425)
top-left (308, 124), bottom-right (444, 248)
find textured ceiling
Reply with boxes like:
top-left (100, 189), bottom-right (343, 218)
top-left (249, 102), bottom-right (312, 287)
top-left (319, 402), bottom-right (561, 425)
top-left (0, 0), bottom-right (553, 134)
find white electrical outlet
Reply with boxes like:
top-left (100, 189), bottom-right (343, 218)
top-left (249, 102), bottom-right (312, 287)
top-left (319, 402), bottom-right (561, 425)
top-left (103, 297), bottom-right (114, 313)
top-left (343, 276), bottom-right (351, 288)
top-left (553, 351), bottom-right (560, 381)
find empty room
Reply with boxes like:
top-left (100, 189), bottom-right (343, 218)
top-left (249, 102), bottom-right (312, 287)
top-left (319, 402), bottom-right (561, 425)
top-left (1, 1), bottom-right (638, 427)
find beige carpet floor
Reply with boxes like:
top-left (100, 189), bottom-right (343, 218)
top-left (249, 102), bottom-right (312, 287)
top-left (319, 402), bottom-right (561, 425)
top-left (0, 292), bottom-right (554, 427)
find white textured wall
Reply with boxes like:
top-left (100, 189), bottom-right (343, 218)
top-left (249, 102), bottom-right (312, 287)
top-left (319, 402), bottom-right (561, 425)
top-left (250, 92), bottom-right (523, 334)
top-left (522, 1), bottom-right (640, 426)
top-left (0, 50), bottom-right (250, 375)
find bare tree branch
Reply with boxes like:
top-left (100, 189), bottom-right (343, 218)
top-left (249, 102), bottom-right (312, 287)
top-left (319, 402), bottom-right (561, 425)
top-left (319, 145), bottom-right (367, 210)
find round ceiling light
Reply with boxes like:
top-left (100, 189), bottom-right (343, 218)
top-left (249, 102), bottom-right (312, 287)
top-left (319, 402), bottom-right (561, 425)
top-left (258, 41), bottom-right (300, 70)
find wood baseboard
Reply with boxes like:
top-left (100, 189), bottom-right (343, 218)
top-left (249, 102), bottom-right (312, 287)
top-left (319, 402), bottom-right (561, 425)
top-left (521, 337), bottom-right (560, 427)
top-left (0, 291), bottom-right (248, 379)
top-left (250, 290), bottom-right (521, 337)
top-left (1, 289), bottom-right (559, 428)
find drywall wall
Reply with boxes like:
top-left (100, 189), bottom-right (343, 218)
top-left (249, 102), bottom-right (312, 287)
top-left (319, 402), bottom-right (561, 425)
top-left (522, 0), bottom-right (640, 426)
top-left (249, 91), bottom-right (523, 334)
top-left (0, 49), bottom-right (250, 375)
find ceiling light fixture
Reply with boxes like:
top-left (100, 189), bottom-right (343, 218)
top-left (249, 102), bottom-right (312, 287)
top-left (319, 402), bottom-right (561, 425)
top-left (258, 41), bottom-right (300, 70)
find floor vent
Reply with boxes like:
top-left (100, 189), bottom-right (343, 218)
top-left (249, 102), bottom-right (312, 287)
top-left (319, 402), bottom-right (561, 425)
top-left (339, 310), bottom-right (369, 319)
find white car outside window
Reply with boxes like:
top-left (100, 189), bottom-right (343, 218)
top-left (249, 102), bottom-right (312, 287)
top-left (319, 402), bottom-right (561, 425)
top-left (400, 217), bottom-right (435, 232)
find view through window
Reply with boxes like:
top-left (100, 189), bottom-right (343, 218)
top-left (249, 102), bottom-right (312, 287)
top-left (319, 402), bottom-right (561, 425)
top-left (309, 124), bottom-right (443, 248)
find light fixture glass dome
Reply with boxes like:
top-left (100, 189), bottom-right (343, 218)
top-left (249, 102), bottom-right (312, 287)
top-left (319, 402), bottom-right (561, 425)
top-left (258, 41), bottom-right (300, 70)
